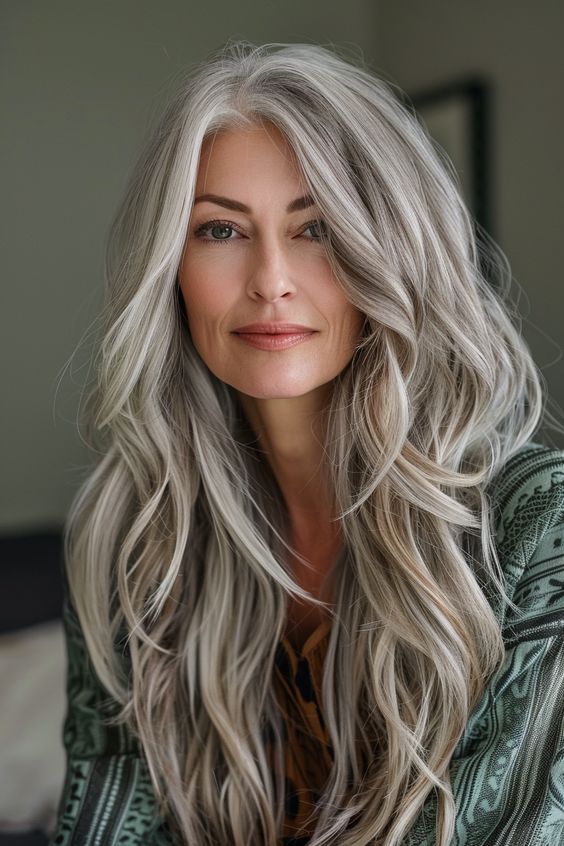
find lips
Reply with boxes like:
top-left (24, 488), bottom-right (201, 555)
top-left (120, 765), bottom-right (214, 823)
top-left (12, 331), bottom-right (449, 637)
top-left (231, 321), bottom-right (318, 351)
top-left (232, 322), bottom-right (317, 334)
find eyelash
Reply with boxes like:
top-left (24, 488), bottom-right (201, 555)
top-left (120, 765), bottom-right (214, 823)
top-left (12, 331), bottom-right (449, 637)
top-left (193, 218), bottom-right (326, 246)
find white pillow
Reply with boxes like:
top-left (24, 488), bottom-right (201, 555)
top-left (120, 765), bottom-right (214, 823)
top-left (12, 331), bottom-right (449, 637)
top-left (0, 618), bottom-right (66, 835)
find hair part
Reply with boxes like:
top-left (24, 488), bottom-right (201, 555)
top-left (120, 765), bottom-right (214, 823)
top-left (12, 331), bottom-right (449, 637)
top-left (63, 37), bottom-right (557, 845)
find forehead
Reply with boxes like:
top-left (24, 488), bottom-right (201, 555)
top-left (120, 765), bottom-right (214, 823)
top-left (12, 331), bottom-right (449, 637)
top-left (201, 120), bottom-right (291, 153)
top-left (197, 123), bottom-right (300, 180)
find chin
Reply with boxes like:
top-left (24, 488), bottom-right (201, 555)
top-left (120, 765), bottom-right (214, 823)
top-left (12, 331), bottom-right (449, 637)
top-left (238, 387), bottom-right (315, 400)
top-left (229, 378), bottom-right (321, 400)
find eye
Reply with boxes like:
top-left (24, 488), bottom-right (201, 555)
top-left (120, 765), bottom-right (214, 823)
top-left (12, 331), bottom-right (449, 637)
top-left (302, 219), bottom-right (328, 241)
top-left (193, 219), bottom-right (242, 246)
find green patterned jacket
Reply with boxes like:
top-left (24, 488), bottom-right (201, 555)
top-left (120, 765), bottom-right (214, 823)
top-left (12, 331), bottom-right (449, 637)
top-left (50, 440), bottom-right (564, 846)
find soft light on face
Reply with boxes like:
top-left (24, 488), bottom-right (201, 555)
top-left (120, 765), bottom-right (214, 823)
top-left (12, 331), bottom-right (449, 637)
top-left (177, 122), bottom-right (365, 400)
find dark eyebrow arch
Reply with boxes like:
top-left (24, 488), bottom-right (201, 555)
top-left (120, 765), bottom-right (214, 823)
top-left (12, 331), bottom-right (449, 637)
top-left (192, 193), bottom-right (316, 214)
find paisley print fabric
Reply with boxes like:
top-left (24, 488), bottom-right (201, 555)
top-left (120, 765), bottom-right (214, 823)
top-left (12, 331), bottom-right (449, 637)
top-left (49, 440), bottom-right (564, 845)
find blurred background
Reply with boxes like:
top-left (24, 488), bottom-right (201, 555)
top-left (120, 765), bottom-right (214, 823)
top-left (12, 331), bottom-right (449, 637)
top-left (1, 1), bottom-right (562, 842)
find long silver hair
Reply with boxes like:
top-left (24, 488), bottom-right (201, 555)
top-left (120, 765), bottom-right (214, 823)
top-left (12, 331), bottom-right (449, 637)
top-left (63, 38), bottom-right (551, 845)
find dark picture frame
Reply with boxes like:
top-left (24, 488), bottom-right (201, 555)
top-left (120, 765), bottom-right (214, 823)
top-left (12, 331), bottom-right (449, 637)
top-left (408, 77), bottom-right (494, 239)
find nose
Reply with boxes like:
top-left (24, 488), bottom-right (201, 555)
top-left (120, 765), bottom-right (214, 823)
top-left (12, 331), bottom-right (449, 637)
top-left (246, 239), bottom-right (298, 303)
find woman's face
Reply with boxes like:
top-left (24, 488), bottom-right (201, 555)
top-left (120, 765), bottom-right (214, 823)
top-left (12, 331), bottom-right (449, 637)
top-left (178, 122), bottom-right (365, 400)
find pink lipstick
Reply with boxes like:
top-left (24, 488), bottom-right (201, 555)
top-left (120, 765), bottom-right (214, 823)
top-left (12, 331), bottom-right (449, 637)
top-left (233, 331), bottom-right (316, 350)
top-left (232, 321), bottom-right (318, 351)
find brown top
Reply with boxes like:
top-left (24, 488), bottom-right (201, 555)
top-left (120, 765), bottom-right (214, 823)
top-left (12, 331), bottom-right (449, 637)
top-left (271, 616), bottom-right (335, 841)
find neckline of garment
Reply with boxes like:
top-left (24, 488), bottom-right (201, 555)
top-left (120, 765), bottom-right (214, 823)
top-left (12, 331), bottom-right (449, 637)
top-left (281, 615), bottom-right (332, 659)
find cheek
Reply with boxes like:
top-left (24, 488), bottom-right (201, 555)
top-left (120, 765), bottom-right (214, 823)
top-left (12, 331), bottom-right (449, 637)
top-left (179, 278), bottom-right (221, 327)
top-left (336, 298), bottom-right (364, 337)
top-left (351, 309), bottom-right (366, 338)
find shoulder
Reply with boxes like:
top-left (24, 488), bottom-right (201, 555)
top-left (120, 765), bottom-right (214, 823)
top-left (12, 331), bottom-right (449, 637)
top-left (487, 439), bottom-right (564, 543)
top-left (486, 439), bottom-right (564, 642)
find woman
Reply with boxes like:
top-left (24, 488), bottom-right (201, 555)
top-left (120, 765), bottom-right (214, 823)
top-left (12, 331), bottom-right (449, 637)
top-left (50, 39), bottom-right (564, 846)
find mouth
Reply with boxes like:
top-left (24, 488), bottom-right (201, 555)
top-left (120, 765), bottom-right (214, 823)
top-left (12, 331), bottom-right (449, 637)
top-left (232, 330), bottom-right (317, 351)
top-left (232, 322), bottom-right (317, 334)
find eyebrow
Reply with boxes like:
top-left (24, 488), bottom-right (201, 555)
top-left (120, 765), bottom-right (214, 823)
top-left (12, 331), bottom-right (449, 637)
top-left (193, 193), bottom-right (316, 214)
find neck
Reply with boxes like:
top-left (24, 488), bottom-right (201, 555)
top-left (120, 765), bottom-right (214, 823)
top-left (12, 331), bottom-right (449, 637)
top-left (236, 384), bottom-right (336, 533)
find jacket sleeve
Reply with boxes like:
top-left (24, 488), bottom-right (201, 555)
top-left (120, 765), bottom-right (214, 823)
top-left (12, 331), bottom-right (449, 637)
top-left (405, 443), bottom-right (564, 846)
top-left (49, 569), bottom-right (172, 846)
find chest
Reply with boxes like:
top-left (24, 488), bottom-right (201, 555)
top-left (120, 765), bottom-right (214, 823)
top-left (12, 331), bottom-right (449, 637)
top-left (284, 597), bottom-right (329, 652)
top-left (283, 544), bottom-right (339, 653)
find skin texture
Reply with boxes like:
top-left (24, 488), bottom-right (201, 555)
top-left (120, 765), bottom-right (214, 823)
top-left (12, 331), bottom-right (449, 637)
top-left (178, 122), bottom-right (365, 644)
